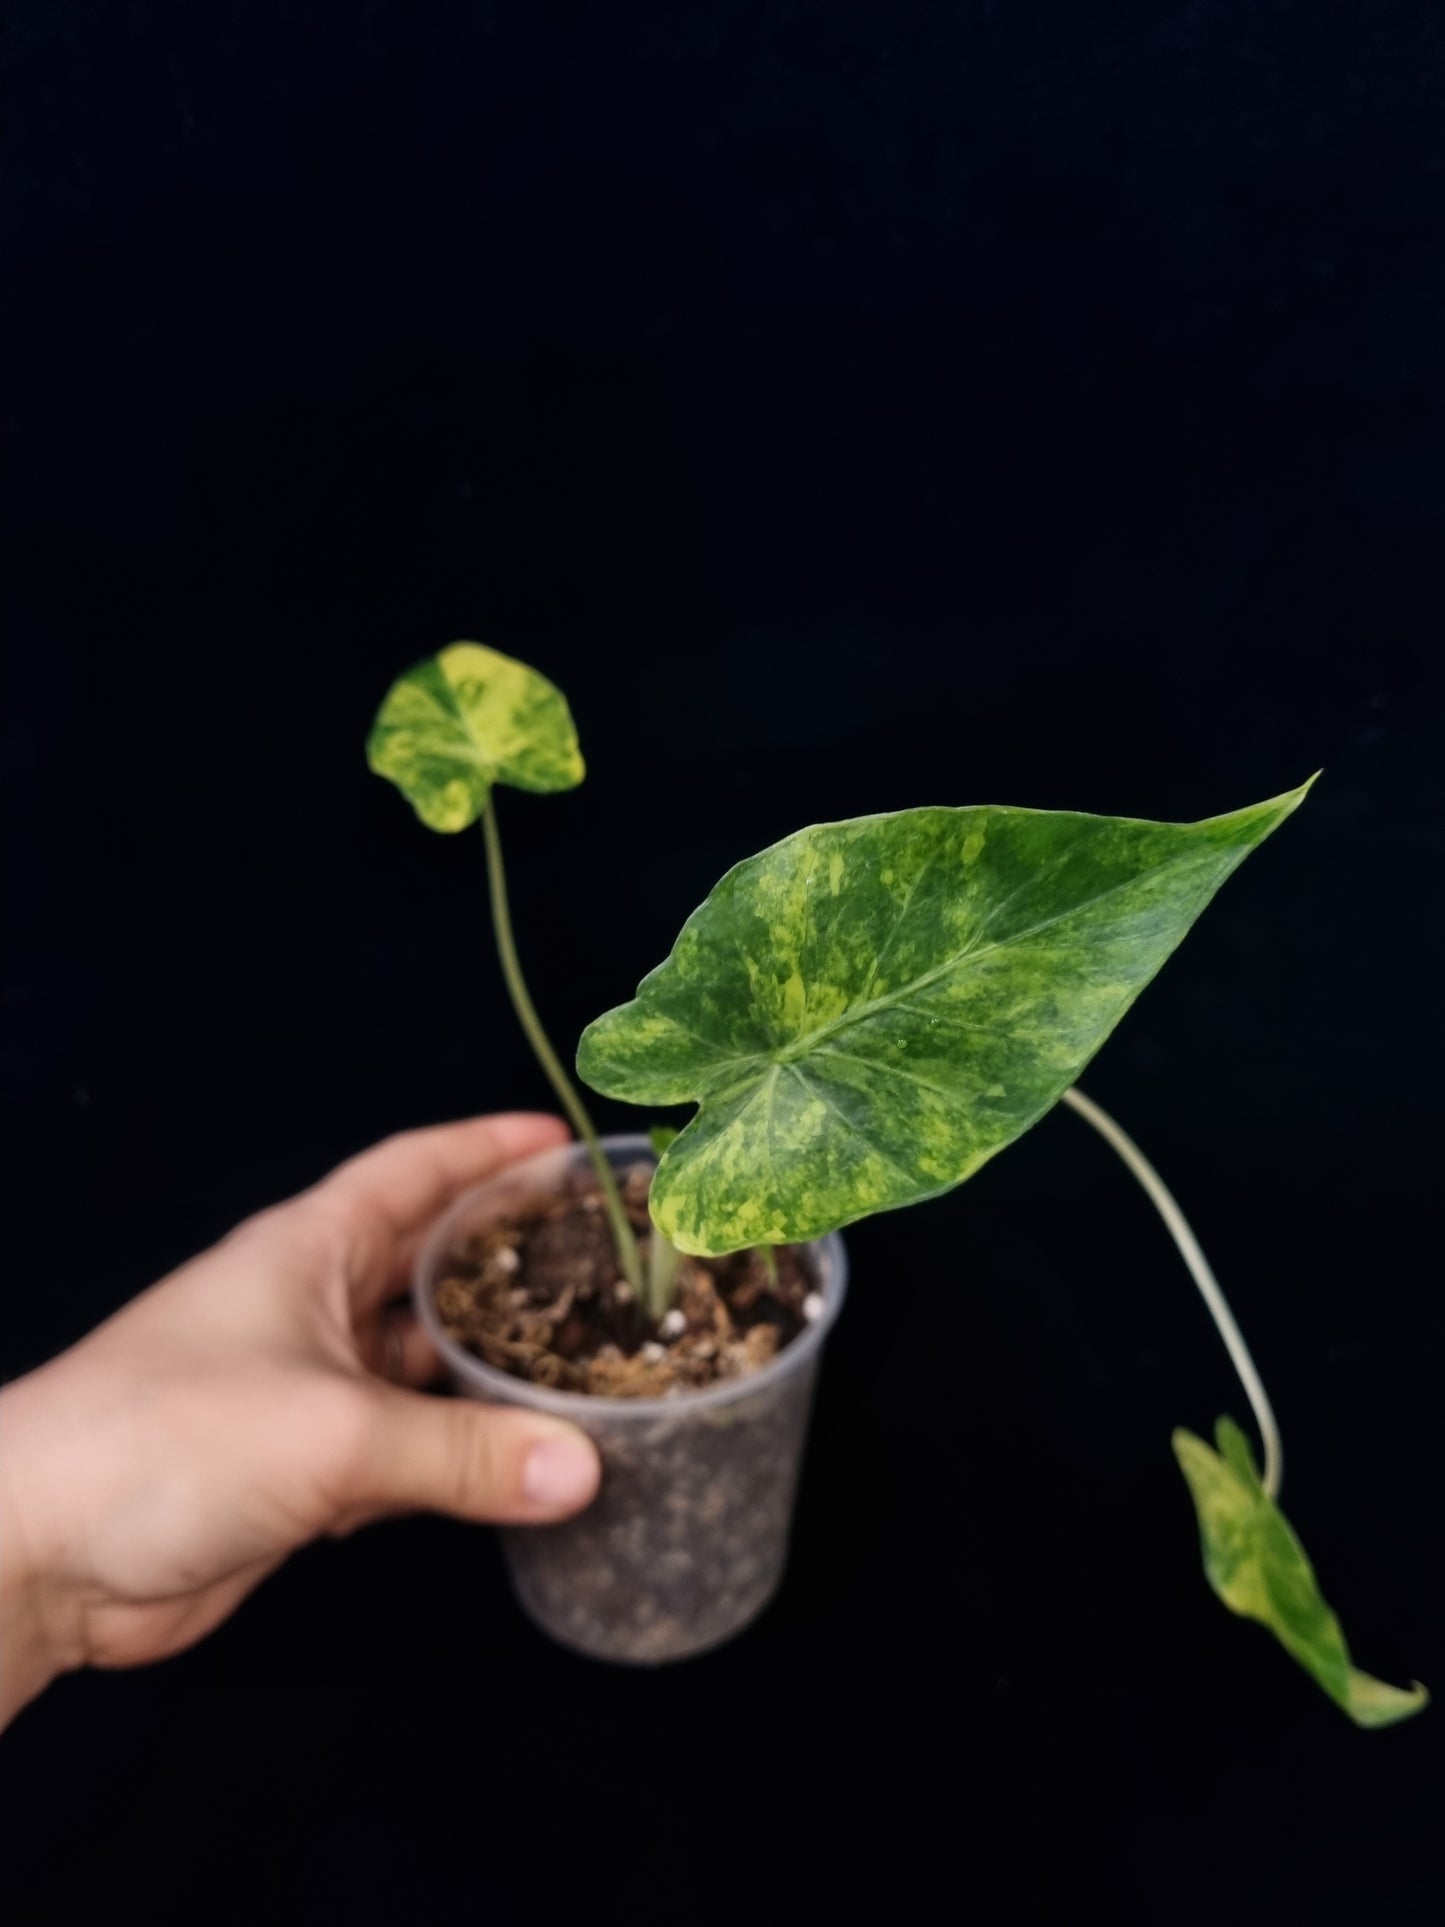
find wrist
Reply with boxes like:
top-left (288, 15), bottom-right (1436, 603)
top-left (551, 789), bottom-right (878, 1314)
top-left (0, 1379), bottom-right (86, 1730)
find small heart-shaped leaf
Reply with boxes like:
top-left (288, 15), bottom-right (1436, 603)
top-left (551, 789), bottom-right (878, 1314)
top-left (578, 786), bottom-right (1313, 1253)
top-left (1174, 1418), bottom-right (1426, 1727)
top-left (367, 642), bottom-right (584, 832)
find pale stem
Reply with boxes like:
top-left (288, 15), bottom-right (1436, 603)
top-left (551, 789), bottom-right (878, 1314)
top-left (481, 801), bottom-right (644, 1295)
top-left (646, 1226), bottom-right (683, 1320)
top-left (1061, 1085), bottom-right (1284, 1500)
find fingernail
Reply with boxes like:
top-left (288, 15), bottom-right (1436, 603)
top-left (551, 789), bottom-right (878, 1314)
top-left (522, 1434), bottom-right (598, 1510)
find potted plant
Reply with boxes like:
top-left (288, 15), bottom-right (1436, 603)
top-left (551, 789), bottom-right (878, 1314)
top-left (368, 641), bottom-right (1425, 1719)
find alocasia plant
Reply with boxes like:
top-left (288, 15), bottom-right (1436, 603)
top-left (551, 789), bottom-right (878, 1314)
top-left (369, 641), bottom-right (1425, 1728)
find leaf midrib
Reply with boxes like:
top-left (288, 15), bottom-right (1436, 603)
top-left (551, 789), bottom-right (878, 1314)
top-left (769, 840), bottom-right (1235, 1066)
top-left (404, 671), bottom-right (497, 780)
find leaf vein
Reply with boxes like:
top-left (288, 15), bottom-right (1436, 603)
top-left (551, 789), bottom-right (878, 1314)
top-left (786, 1063), bottom-right (919, 1188)
top-left (784, 850), bottom-right (1215, 1058)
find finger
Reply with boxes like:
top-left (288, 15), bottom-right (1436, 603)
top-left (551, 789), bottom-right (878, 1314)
top-left (322, 1113), bottom-right (570, 1232)
top-left (328, 1229), bottom-right (424, 1333)
top-left (306, 1113), bottom-right (570, 1305)
top-left (369, 1306), bottom-right (444, 1389)
top-left (349, 1385), bottom-right (600, 1525)
top-left (365, 1223), bottom-right (438, 1315)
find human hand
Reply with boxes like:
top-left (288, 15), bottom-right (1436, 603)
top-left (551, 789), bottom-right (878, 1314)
top-left (0, 1114), bottom-right (600, 1729)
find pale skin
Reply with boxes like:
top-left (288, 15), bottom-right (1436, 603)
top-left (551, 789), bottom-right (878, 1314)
top-left (0, 1113), bottom-right (600, 1732)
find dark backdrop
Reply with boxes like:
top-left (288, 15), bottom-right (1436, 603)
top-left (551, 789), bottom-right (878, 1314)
top-left (3, 4), bottom-right (1442, 1923)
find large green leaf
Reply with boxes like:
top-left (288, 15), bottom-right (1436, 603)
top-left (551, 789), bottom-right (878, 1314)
top-left (1175, 1418), bottom-right (1426, 1727)
top-left (577, 786), bottom-right (1312, 1253)
top-left (367, 642), bottom-right (584, 831)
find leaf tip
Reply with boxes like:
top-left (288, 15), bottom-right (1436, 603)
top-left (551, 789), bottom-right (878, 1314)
top-left (1170, 1426), bottom-right (1218, 1498)
top-left (1345, 1670), bottom-right (1430, 1729)
top-left (1252, 770), bottom-right (1321, 825)
top-left (1212, 1414), bottom-right (1264, 1489)
top-left (1289, 768), bottom-right (1323, 806)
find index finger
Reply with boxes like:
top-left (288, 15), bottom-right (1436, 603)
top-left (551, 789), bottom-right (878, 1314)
top-left (310, 1113), bottom-right (571, 1298)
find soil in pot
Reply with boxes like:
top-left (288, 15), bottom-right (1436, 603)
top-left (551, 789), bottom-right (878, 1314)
top-left (432, 1161), bottom-right (821, 1397)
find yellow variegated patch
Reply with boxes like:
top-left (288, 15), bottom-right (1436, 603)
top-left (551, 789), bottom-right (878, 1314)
top-left (1175, 1418), bottom-right (1426, 1727)
top-left (367, 642), bottom-right (584, 831)
top-left (577, 785), bottom-right (1314, 1254)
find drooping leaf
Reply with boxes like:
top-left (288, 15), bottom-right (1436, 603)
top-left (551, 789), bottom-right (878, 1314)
top-left (577, 786), bottom-right (1314, 1253)
top-left (1174, 1418), bottom-right (1426, 1728)
top-left (367, 642), bottom-right (584, 832)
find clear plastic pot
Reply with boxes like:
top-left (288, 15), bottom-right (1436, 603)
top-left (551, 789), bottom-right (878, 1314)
top-left (413, 1134), bottom-right (848, 1665)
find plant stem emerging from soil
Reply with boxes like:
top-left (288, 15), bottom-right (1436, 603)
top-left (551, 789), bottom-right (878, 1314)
top-left (646, 1225), bottom-right (683, 1321)
top-left (481, 799), bottom-right (645, 1296)
top-left (1062, 1085), bottom-right (1283, 1498)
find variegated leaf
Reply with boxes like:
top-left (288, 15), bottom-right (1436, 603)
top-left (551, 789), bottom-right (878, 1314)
top-left (577, 786), bottom-right (1313, 1253)
top-left (367, 642), bottom-right (584, 832)
top-left (1175, 1418), bottom-right (1426, 1727)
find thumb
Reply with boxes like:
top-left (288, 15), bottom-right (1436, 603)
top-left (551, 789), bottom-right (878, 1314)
top-left (351, 1386), bottom-right (601, 1525)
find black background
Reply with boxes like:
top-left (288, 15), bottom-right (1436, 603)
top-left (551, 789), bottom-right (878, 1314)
top-left (3, 3), bottom-right (1443, 1921)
